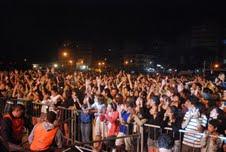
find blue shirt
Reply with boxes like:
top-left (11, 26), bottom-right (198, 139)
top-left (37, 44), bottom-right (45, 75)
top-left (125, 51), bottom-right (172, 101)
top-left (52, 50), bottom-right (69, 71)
top-left (119, 111), bottom-right (130, 134)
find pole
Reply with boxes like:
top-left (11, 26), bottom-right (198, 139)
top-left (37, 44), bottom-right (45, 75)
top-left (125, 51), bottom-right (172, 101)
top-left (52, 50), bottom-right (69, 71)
top-left (140, 126), bottom-right (143, 152)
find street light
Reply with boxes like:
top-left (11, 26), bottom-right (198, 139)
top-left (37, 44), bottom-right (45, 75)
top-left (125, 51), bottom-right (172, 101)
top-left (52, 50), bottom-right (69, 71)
top-left (98, 61), bottom-right (106, 68)
top-left (62, 52), bottom-right (68, 57)
top-left (53, 64), bottom-right (58, 68)
top-left (214, 63), bottom-right (219, 69)
top-left (69, 60), bottom-right (73, 64)
top-left (33, 64), bottom-right (38, 68)
top-left (124, 60), bottom-right (129, 65)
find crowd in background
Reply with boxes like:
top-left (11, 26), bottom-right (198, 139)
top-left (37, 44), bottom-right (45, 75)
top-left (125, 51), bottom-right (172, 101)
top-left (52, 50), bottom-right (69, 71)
top-left (0, 68), bottom-right (226, 152)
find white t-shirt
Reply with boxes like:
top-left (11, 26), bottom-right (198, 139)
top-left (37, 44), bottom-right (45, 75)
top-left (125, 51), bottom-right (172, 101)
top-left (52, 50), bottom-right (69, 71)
top-left (41, 99), bottom-right (51, 113)
top-left (49, 95), bottom-right (61, 112)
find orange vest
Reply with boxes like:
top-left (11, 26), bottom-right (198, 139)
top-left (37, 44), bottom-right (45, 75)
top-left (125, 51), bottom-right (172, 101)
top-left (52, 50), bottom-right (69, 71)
top-left (3, 114), bottom-right (24, 142)
top-left (30, 123), bottom-right (58, 151)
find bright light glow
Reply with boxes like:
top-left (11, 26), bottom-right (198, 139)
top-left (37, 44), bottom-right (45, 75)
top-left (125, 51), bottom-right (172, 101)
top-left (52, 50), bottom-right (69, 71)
top-left (69, 60), bottom-right (73, 64)
top-left (130, 59), bottom-right (133, 63)
top-left (63, 52), bottom-right (68, 57)
top-left (125, 60), bottom-right (129, 65)
top-left (80, 60), bottom-right (84, 64)
top-left (146, 68), bottom-right (155, 72)
top-left (33, 64), bottom-right (38, 68)
top-left (157, 64), bottom-right (161, 67)
top-left (98, 61), bottom-right (105, 66)
top-left (53, 64), bottom-right (58, 68)
top-left (214, 64), bottom-right (219, 68)
top-left (150, 61), bottom-right (152, 64)
top-left (80, 65), bottom-right (87, 70)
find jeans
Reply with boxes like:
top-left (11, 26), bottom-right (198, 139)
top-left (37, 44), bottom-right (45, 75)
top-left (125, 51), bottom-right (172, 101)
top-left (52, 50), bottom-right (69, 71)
top-left (81, 122), bottom-right (91, 143)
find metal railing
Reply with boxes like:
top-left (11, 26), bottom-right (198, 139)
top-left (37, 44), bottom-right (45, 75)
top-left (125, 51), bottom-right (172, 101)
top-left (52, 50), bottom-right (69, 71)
top-left (0, 97), bottom-right (80, 145)
top-left (142, 123), bottom-right (226, 152)
top-left (63, 133), bottom-right (141, 152)
top-left (1, 98), bottom-right (225, 151)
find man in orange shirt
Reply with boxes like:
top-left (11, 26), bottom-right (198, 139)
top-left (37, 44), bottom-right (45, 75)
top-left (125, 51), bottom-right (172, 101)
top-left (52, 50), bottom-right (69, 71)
top-left (28, 111), bottom-right (63, 151)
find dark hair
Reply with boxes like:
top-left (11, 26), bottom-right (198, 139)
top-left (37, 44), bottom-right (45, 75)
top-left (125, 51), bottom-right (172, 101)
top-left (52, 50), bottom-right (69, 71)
top-left (11, 104), bottom-right (25, 112)
top-left (157, 134), bottom-right (174, 149)
top-left (208, 119), bottom-right (220, 129)
top-left (98, 95), bottom-right (105, 104)
top-left (110, 102), bottom-right (117, 111)
top-left (47, 111), bottom-right (57, 123)
top-left (51, 86), bottom-right (58, 93)
top-left (126, 97), bottom-right (136, 108)
top-left (152, 95), bottom-right (160, 105)
top-left (115, 93), bottom-right (123, 105)
top-left (168, 106), bottom-right (178, 116)
top-left (203, 87), bottom-right (213, 95)
top-left (195, 83), bottom-right (202, 89)
top-left (182, 89), bottom-right (191, 99)
top-left (43, 89), bottom-right (51, 96)
top-left (104, 88), bottom-right (112, 99)
top-left (188, 95), bottom-right (199, 107)
top-left (64, 89), bottom-right (72, 99)
top-left (196, 102), bottom-right (206, 114)
top-left (140, 91), bottom-right (147, 98)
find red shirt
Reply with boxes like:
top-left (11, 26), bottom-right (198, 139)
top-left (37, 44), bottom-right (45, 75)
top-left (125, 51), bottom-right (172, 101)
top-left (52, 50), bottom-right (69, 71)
top-left (105, 111), bottom-right (119, 136)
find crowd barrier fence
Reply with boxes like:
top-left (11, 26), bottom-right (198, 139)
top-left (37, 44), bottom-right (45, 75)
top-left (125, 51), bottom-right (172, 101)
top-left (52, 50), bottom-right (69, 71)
top-left (63, 133), bottom-right (141, 152)
top-left (142, 123), bottom-right (226, 152)
top-left (1, 98), bottom-right (226, 151)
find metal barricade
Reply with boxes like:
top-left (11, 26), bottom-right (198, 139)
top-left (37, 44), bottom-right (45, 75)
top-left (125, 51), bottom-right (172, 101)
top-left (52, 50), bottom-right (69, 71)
top-left (143, 124), bottom-right (163, 152)
top-left (63, 133), bottom-right (141, 152)
top-left (58, 106), bottom-right (79, 144)
top-left (143, 124), bottom-right (226, 152)
top-left (31, 102), bottom-right (42, 117)
top-left (179, 129), bottom-right (226, 152)
top-left (28, 102), bottom-right (79, 145)
top-left (2, 98), bottom-right (32, 115)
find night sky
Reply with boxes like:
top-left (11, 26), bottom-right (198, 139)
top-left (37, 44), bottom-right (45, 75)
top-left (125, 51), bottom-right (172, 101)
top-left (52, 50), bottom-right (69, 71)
top-left (0, 1), bottom-right (225, 63)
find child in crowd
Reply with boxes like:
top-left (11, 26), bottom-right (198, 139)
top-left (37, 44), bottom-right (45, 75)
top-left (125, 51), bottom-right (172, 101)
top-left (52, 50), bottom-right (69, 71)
top-left (201, 119), bottom-right (224, 152)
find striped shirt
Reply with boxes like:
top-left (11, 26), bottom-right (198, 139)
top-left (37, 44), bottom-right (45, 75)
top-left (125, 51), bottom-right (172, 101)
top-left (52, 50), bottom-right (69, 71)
top-left (182, 108), bottom-right (207, 148)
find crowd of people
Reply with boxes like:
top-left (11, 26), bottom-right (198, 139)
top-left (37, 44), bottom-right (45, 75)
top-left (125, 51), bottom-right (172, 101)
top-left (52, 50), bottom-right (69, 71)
top-left (0, 68), bottom-right (226, 152)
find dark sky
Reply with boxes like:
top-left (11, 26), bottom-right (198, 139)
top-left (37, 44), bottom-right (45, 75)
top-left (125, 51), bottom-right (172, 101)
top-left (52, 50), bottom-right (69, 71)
top-left (0, 0), bottom-right (225, 62)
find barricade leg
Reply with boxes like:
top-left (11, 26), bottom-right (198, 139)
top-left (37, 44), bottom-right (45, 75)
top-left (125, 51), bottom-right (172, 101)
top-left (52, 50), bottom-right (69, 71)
top-left (140, 126), bottom-right (143, 152)
top-left (179, 132), bottom-right (182, 152)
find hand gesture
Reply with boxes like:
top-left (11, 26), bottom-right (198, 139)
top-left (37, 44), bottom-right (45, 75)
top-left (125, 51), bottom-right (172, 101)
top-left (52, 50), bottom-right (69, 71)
top-left (96, 77), bottom-right (101, 85)
top-left (210, 132), bottom-right (218, 142)
top-left (85, 79), bottom-right (91, 86)
top-left (120, 76), bottom-right (126, 83)
top-left (127, 74), bottom-right (131, 79)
